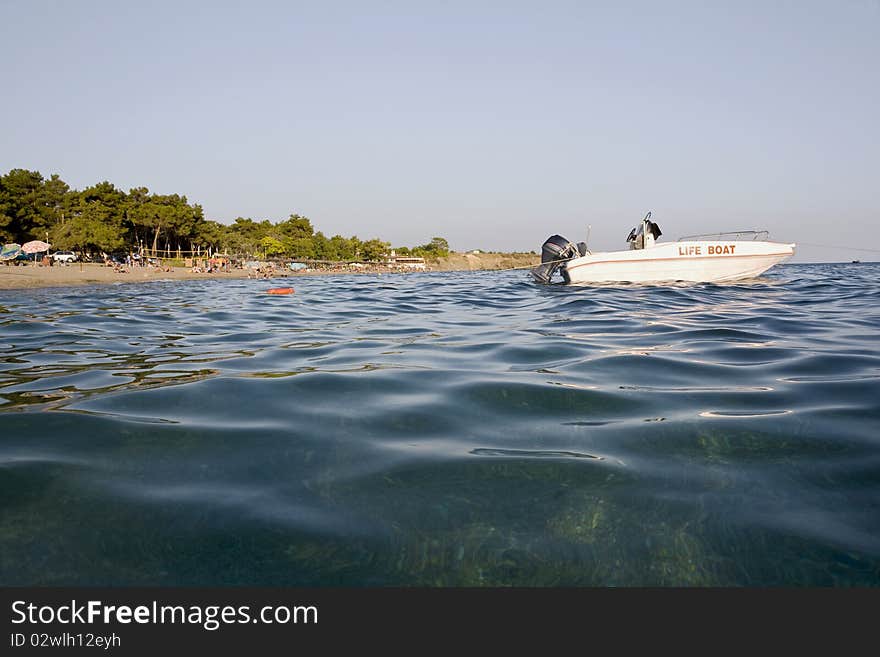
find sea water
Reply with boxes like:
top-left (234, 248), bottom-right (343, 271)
top-left (0, 263), bottom-right (878, 585)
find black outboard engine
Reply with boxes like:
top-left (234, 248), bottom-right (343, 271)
top-left (531, 235), bottom-right (579, 284)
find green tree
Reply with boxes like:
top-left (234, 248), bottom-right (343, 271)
top-left (124, 186), bottom-right (153, 249)
top-left (32, 174), bottom-right (71, 239)
top-left (228, 217), bottom-right (275, 255)
top-left (145, 194), bottom-right (200, 254)
top-left (428, 236), bottom-right (450, 256)
top-left (1, 168), bottom-right (441, 265)
top-left (192, 219), bottom-right (228, 253)
top-left (328, 235), bottom-right (354, 260)
top-left (346, 236), bottom-right (362, 261)
top-left (52, 183), bottom-right (128, 254)
top-left (311, 231), bottom-right (329, 260)
top-left (285, 236), bottom-right (315, 259)
top-left (277, 214), bottom-right (314, 240)
top-left (411, 236), bottom-right (450, 259)
top-left (361, 238), bottom-right (390, 261)
top-left (260, 236), bottom-right (285, 257)
top-left (0, 176), bottom-right (15, 242)
top-left (52, 201), bottom-right (125, 253)
top-left (0, 169), bottom-right (44, 241)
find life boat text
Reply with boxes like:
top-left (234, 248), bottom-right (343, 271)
top-left (678, 245), bottom-right (737, 256)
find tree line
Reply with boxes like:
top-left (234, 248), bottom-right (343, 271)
top-left (0, 168), bottom-right (450, 261)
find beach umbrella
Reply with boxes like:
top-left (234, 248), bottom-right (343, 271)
top-left (21, 240), bottom-right (51, 263)
top-left (0, 243), bottom-right (22, 261)
top-left (22, 240), bottom-right (51, 254)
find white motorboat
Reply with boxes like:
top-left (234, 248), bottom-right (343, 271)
top-left (532, 213), bottom-right (795, 284)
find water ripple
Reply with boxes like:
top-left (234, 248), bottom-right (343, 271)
top-left (0, 263), bottom-right (878, 585)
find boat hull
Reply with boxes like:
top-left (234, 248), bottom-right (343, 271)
top-left (560, 240), bottom-right (795, 284)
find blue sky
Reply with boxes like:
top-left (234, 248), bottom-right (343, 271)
top-left (1, 1), bottom-right (877, 261)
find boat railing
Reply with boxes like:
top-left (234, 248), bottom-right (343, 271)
top-left (677, 230), bottom-right (770, 242)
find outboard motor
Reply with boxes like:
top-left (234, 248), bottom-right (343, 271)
top-left (531, 235), bottom-right (579, 284)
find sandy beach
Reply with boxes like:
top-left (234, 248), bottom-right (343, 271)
top-left (0, 262), bottom-right (260, 290)
top-left (0, 253), bottom-right (539, 290)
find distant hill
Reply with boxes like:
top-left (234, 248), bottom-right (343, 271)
top-left (432, 252), bottom-right (538, 271)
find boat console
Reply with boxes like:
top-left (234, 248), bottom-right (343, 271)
top-left (626, 212), bottom-right (662, 250)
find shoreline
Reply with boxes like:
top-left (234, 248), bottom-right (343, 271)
top-left (0, 254), bottom-right (540, 290)
top-left (0, 262), bottom-right (257, 290)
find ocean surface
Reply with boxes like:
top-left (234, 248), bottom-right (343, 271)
top-left (1, 263), bottom-right (878, 586)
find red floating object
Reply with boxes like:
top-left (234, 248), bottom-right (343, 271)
top-left (266, 287), bottom-right (294, 295)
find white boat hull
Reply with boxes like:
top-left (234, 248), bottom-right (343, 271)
top-left (560, 240), bottom-right (795, 284)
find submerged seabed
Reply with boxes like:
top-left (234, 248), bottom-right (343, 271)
top-left (0, 263), bottom-right (878, 586)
